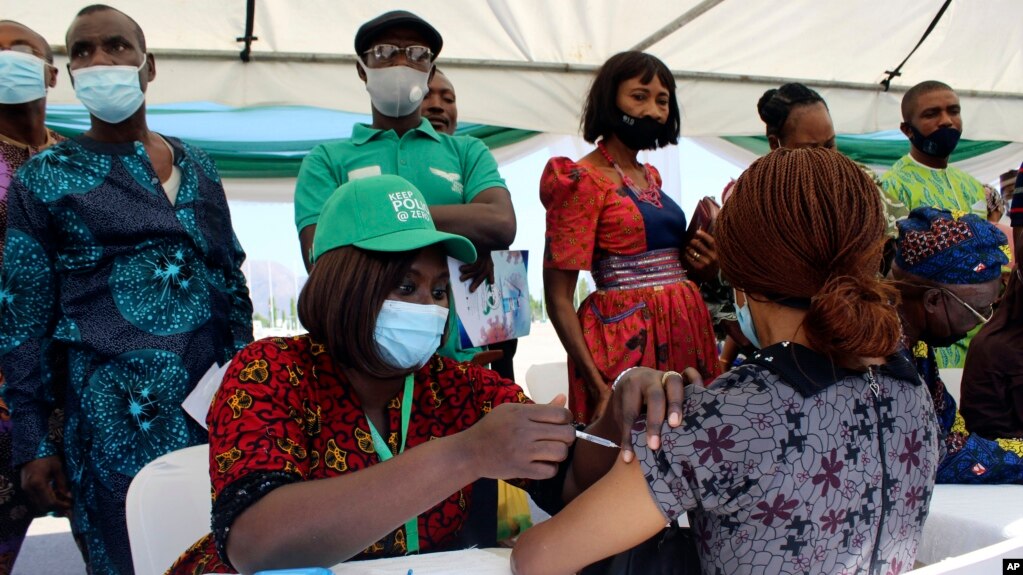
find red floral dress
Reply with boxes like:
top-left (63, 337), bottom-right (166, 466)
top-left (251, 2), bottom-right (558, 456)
top-left (541, 157), bottom-right (720, 423)
top-left (166, 335), bottom-right (531, 574)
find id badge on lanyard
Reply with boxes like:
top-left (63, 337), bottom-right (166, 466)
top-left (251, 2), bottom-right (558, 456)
top-left (364, 373), bottom-right (420, 554)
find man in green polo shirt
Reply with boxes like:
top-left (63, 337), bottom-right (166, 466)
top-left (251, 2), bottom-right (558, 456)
top-left (881, 80), bottom-right (985, 217)
top-left (294, 10), bottom-right (515, 362)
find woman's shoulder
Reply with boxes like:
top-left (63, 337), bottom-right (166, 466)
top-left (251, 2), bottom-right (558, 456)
top-left (238, 334), bottom-right (317, 357)
top-left (545, 155), bottom-right (614, 180)
top-left (422, 355), bottom-right (530, 404)
top-left (540, 156), bottom-right (612, 206)
top-left (681, 364), bottom-right (782, 408)
top-left (227, 335), bottom-right (323, 379)
top-left (544, 156), bottom-right (583, 172)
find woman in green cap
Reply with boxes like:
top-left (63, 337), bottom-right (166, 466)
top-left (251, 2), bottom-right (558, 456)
top-left (169, 175), bottom-right (682, 573)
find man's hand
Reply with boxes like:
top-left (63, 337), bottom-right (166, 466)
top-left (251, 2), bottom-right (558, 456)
top-left (607, 367), bottom-right (701, 463)
top-left (20, 455), bottom-right (72, 515)
top-left (463, 395), bottom-right (575, 480)
top-left (459, 253), bottom-right (495, 293)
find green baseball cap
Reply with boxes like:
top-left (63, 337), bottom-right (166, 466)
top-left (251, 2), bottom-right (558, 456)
top-left (311, 175), bottom-right (477, 264)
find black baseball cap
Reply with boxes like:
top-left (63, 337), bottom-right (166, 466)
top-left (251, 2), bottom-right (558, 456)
top-left (354, 10), bottom-right (443, 58)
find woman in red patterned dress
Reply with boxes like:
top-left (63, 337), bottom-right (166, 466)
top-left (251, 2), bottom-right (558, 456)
top-left (542, 52), bottom-right (720, 423)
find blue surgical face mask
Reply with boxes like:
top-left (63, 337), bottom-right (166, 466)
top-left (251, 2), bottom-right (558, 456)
top-left (374, 299), bottom-right (448, 370)
top-left (735, 292), bottom-right (762, 350)
top-left (71, 57), bottom-right (147, 124)
top-left (0, 51), bottom-right (47, 104)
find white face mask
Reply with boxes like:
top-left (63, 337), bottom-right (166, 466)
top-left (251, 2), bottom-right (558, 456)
top-left (363, 65), bottom-right (430, 118)
top-left (71, 57), bottom-right (147, 124)
top-left (373, 299), bottom-right (448, 370)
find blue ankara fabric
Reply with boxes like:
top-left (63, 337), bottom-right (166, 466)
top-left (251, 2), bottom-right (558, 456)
top-left (895, 207), bottom-right (1008, 285)
top-left (0, 130), bottom-right (66, 572)
top-left (911, 344), bottom-right (1023, 484)
top-left (0, 134), bottom-right (253, 574)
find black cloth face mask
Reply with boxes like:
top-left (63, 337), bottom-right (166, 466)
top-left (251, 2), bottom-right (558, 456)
top-left (613, 108), bottom-right (663, 151)
top-left (907, 124), bottom-right (961, 158)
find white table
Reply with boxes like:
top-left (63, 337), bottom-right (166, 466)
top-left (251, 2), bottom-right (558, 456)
top-left (917, 484), bottom-right (1023, 564)
top-left (332, 548), bottom-right (512, 574)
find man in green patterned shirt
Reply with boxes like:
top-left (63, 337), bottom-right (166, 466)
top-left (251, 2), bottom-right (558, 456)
top-left (882, 81), bottom-right (987, 369)
top-left (881, 80), bottom-right (985, 218)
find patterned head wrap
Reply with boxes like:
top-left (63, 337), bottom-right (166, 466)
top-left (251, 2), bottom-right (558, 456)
top-left (984, 184), bottom-right (1005, 215)
top-left (895, 206), bottom-right (1009, 285)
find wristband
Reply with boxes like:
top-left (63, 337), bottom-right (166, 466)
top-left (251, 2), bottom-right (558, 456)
top-left (611, 366), bottom-right (640, 390)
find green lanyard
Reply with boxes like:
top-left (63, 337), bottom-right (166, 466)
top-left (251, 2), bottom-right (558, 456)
top-left (364, 373), bottom-right (419, 554)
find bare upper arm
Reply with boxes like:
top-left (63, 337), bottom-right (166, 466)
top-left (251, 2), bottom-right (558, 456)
top-left (542, 268), bottom-right (580, 302)
top-left (299, 224), bottom-right (316, 272)
top-left (511, 458), bottom-right (666, 575)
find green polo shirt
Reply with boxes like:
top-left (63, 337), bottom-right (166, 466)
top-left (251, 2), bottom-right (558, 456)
top-left (880, 154), bottom-right (986, 217)
top-left (295, 118), bottom-right (507, 363)
top-left (295, 118), bottom-right (506, 231)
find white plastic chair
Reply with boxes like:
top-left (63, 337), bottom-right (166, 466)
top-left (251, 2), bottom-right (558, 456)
top-left (523, 361), bottom-right (569, 404)
top-left (126, 444), bottom-right (212, 575)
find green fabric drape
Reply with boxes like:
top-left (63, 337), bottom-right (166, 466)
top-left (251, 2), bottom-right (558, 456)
top-left (44, 105), bottom-right (538, 179)
top-left (723, 134), bottom-right (1010, 167)
top-left (190, 125), bottom-right (537, 178)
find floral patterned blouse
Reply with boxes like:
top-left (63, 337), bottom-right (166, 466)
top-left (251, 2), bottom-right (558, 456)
top-left (634, 342), bottom-right (940, 574)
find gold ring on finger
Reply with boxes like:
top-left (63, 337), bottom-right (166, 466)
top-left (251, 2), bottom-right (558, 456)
top-left (661, 370), bottom-right (684, 386)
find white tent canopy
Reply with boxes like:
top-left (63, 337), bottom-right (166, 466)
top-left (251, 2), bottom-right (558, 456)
top-left (6, 0), bottom-right (1022, 141)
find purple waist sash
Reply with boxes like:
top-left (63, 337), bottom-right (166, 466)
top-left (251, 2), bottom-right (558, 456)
top-left (592, 248), bottom-right (686, 291)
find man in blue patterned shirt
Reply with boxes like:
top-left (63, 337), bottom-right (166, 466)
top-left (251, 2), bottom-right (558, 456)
top-left (0, 6), bottom-right (252, 573)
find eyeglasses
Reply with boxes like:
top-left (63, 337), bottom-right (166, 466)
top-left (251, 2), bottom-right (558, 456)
top-left (363, 44), bottom-right (433, 66)
top-left (939, 288), bottom-right (995, 324)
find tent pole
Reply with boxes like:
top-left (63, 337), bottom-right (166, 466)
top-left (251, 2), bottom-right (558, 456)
top-left (629, 0), bottom-right (726, 52)
top-left (236, 0), bottom-right (259, 63)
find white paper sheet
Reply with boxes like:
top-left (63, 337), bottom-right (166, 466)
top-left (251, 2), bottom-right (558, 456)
top-left (447, 250), bottom-right (531, 348)
top-left (182, 360), bottom-right (232, 429)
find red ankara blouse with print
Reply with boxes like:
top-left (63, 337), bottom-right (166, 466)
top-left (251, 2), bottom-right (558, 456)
top-left (167, 335), bottom-right (531, 573)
